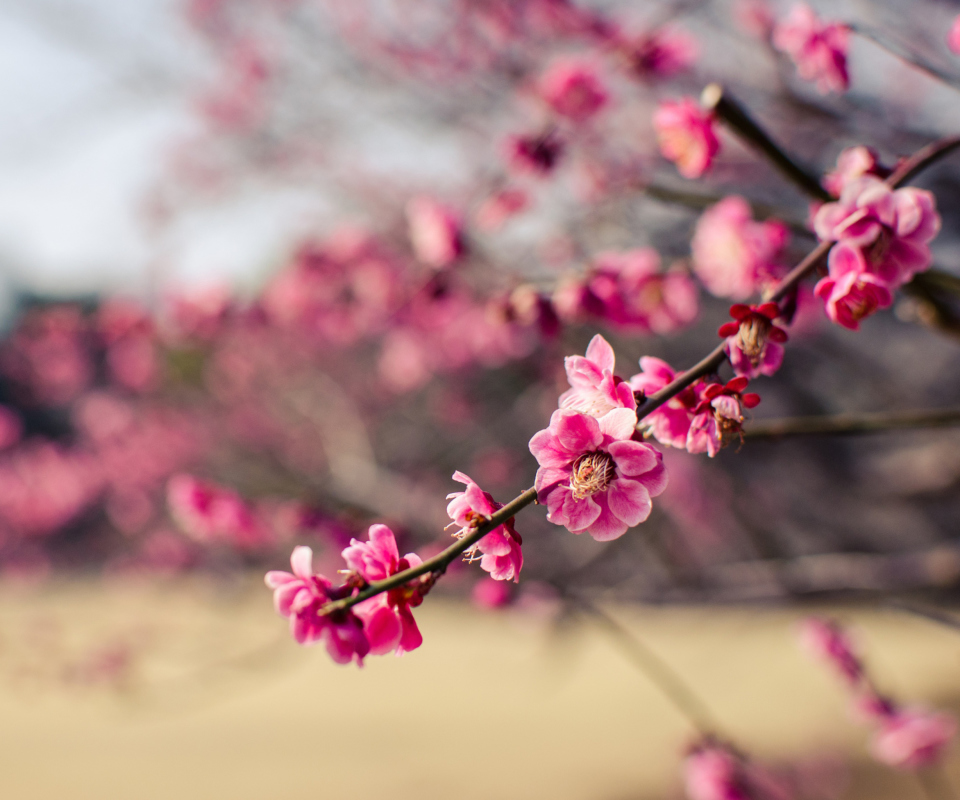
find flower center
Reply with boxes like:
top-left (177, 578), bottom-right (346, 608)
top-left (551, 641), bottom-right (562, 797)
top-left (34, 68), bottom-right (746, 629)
top-left (737, 316), bottom-right (770, 363)
top-left (570, 451), bottom-right (616, 500)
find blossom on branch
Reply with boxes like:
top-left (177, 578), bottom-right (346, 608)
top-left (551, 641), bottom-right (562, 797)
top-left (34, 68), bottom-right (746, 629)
top-left (814, 244), bottom-right (892, 330)
top-left (686, 377), bottom-right (760, 458)
top-left (653, 98), bottom-right (720, 179)
top-left (559, 334), bottom-right (636, 419)
top-left (265, 546), bottom-right (370, 665)
top-left (538, 59), bottom-right (608, 123)
top-left (871, 708), bottom-right (957, 770)
top-left (505, 131), bottom-right (564, 176)
top-left (446, 471), bottom-right (523, 582)
top-left (629, 357), bottom-right (701, 449)
top-left (773, 3), bottom-right (849, 94)
top-left (822, 146), bottom-right (886, 198)
top-left (719, 302), bottom-right (788, 379)
top-left (529, 408), bottom-right (667, 541)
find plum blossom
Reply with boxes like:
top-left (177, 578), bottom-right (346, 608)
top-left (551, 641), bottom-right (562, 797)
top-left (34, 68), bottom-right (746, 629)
top-left (559, 334), bottom-right (636, 419)
top-left (529, 408), bottom-right (667, 541)
top-left (822, 146), bottom-right (885, 198)
top-left (814, 244), bottom-right (892, 330)
top-left (691, 197), bottom-right (790, 300)
top-left (538, 59), bottom-right (608, 122)
top-left (684, 745), bottom-right (751, 800)
top-left (654, 98), bottom-right (720, 179)
top-left (476, 188), bottom-right (530, 231)
top-left (618, 27), bottom-right (698, 79)
top-left (406, 196), bottom-right (465, 269)
top-left (629, 357), bottom-right (700, 450)
top-left (446, 471), bottom-right (523, 582)
top-left (718, 303), bottom-right (788, 379)
top-left (167, 474), bottom-right (272, 550)
top-left (773, 3), bottom-right (849, 95)
top-left (814, 176), bottom-right (940, 288)
top-left (686, 378), bottom-right (760, 458)
top-left (343, 524), bottom-right (425, 655)
top-left (265, 546), bottom-right (370, 665)
top-left (799, 617), bottom-right (863, 686)
top-left (871, 709), bottom-right (957, 770)
top-left (505, 131), bottom-right (564, 176)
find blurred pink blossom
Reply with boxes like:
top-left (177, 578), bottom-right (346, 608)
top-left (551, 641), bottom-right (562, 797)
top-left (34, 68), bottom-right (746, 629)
top-left (773, 3), bottom-right (849, 94)
top-left (798, 617), bottom-right (864, 686)
top-left (654, 98), bottom-right (720, 179)
top-left (167, 474), bottom-right (272, 550)
top-left (949, 15), bottom-right (960, 55)
top-left (505, 131), bottom-right (564, 176)
top-left (871, 708), bottom-right (956, 770)
top-left (814, 244), bottom-right (892, 330)
top-left (406, 196), bottom-right (465, 268)
top-left (822, 146), bottom-right (885, 198)
top-left (618, 27), bottom-right (698, 79)
top-left (538, 59), bottom-right (609, 122)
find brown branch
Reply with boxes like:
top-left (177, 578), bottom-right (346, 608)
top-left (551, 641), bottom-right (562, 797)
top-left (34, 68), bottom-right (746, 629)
top-left (744, 407), bottom-right (960, 440)
top-left (888, 135), bottom-right (960, 188)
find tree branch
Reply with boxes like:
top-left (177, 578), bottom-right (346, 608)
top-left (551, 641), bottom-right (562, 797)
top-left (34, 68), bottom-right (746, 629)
top-left (744, 407), bottom-right (960, 440)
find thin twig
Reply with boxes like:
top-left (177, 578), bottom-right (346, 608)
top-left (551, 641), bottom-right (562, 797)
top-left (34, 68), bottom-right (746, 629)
top-left (851, 25), bottom-right (960, 95)
top-left (701, 83), bottom-right (831, 202)
top-left (573, 595), bottom-right (721, 735)
top-left (744, 407), bottom-right (960, 440)
top-left (888, 135), bottom-right (960, 188)
top-left (885, 599), bottom-right (960, 635)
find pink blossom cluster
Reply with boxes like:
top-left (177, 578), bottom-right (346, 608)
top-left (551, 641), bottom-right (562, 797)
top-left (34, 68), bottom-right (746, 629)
top-left (537, 58), bottom-right (609, 123)
top-left (800, 617), bottom-right (956, 769)
top-left (631, 360), bottom-right (760, 457)
top-left (612, 26), bottom-right (698, 80)
top-left (167, 474), bottom-right (273, 551)
top-left (529, 335), bottom-right (667, 540)
top-left (772, 3), bottom-right (849, 95)
top-left (691, 197), bottom-right (790, 300)
top-left (553, 249), bottom-right (699, 336)
top-left (718, 303), bottom-right (789, 379)
top-left (266, 525), bottom-right (428, 665)
top-left (813, 176), bottom-right (941, 329)
top-left (685, 741), bottom-right (791, 800)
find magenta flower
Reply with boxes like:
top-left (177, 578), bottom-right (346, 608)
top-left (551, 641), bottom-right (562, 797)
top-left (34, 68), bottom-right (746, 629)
top-left (684, 746), bottom-right (751, 800)
top-left (691, 196), bottom-right (790, 300)
top-left (264, 546), bottom-right (370, 665)
top-left (342, 524), bottom-right (425, 656)
top-left (686, 377), bottom-right (760, 458)
top-left (799, 617), bottom-right (864, 686)
top-left (619, 27), bottom-right (698, 79)
top-left (538, 59), bottom-right (608, 123)
top-left (773, 3), bottom-right (849, 95)
top-left (529, 408), bottom-right (667, 541)
top-left (814, 243), bottom-right (892, 330)
top-left (629, 357), bottom-right (700, 449)
top-left (814, 176), bottom-right (940, 287)
top-left (586, 249), bottom-right (699, 335)
top-left (446, 471), bottom-right (523, 582)
top-left (718, 302), bottom-right (788, 379)
top-left (504, 131), bottom-right (564, 176)
top-left (949, 14), bottom-right (960, 56)
top-left (653, 98), bottom-right (720, 179)
top-left (406, 196), bottom-right (465, 269)
top-left (559, 334), bottom-right (636, 419)
top-left (871, 709), bottom-right (957, 770)
top-left (167, 474), bottom-right (271, 550)
top-left (822, 146), bottom-right (885, 198)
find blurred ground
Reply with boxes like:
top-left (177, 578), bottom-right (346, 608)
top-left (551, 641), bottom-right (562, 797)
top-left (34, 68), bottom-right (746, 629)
top-left (0, 580), bottom-right (958, 800)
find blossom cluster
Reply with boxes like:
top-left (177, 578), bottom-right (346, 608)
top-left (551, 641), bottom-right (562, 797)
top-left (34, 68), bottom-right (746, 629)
top-left (800, 617), bottom-right (956, 769)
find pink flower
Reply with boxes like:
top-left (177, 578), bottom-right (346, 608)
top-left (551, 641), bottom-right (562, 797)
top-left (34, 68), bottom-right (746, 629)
top-left (686, 378), bottom-right (760, 457)
top-left (620, 27), bottom-right (698, 79)
top-left (684, 745), bottom-right (751, 800)
top-left (822, 146), bottom-right (885, 198)
top-left (529, 408), bottom-right (667, 541)
top-left (446, 471), bottom-right (523, 582)
top-left (586, 249), bottom-right (699, 335)
top-left (505, 131), bottom-right (564, 176)
top-left (949, 14), bottom-right (960, 56)
top-left (472, 577), bottom-right (514, 609)
top-left (559, 334), bottom-right (636, 419)
top-left (691, 196), bottom-right (790, 300)
top-left (814, 243), bottom-right (893, 330)
top-left (167, 474), bottom-right (271, 550)
top-left (629, 357), bottom-right (700, 449)
top-left (773, 3), bottom-right (849, 95)
top-left (476, 188), bottom-right (530, 231)
top-left (264, 546), bottom-right (370, 665)
top-left (718, 303), bottom-right (788, 379)
top-left (814, 176), bottom-right (940, 287)
top-left (342, 524), bottom-right (425, 655)
top-left (653, 98), bottom-right (720, 179)
top-left (798, 617), bottom-right (864, 686)
top-left (871, 709), bottom-right (956, 770)
top-left (538, 59), bottom-right (608, 122)
top-left (406, 196), bottom-right (465, 269)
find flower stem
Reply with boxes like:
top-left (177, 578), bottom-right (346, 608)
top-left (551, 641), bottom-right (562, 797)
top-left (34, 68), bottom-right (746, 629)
top-left (850, 25), bottom-right (960, 95)
top-left (700, 83), bottom-right (831, 202)
top-left (743, 407), bottom-right (960, 440)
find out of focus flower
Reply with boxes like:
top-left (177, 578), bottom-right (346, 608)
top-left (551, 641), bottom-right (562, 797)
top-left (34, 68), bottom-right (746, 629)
top-left (949, 15), bottom-right (960, 55)
top-left (167, 474), bottom-right (271, 550)
top-left (538, 59), bottom-right (608, 122)
top-left (446, 471), bottom-right (523, 582)
top-left (559, 334), bottom-right (636, 419)
top-left (630, 357), bottom-right (699, 449)
top-left (870, 709), bottom-right (957, 770)
top-left (718, 302), bottom-right (788, 379)
top-left (773, 3), bottom-right (849, 94)
top-left (814, 244), bottom-right (893, 330)
top-left (734, 0), bottom-right (775, 40)
top-left (691, 196), bottom-right (790, 300)
top-left (265, 546), bottom-right (370, 665)
top-left (476, 188), bottom-right (530, 231)
top-left (343, 524), bottom-right (426, 655)
top-left (406, 196), bottom-right (465, 269)
top-left (814, 177), bottom-right (940, 288)
top-left (529, 408), bottom-right (667, 541)
top-left (619, 27), bottom-right (698, 79)
top-left (505, 131), bottom-right (564, 176)
top-left (654, 98), bottom-right (720, 179)
top-left (0, 406), bottom-right (22, 451)
top-left (472, 576), bottom-right (514, 609)
top-left (684, 745), bottom-right (751, 800)
top-left (822, 146), bottom-right (885, 198)
top-left (799, 617), bottom-right (864, 686)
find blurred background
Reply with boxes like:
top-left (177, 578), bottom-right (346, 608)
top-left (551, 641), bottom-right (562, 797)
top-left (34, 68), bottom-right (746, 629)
top-left (2, 0), bottom-right (960, 797)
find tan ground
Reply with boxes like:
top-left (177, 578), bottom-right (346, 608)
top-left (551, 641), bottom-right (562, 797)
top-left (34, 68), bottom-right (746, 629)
top-left (0, 579), bottom-right (958, 799)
